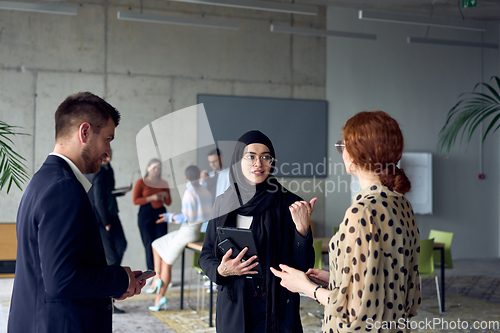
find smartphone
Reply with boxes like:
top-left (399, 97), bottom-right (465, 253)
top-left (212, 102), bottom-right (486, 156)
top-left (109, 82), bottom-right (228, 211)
top-left (135, 269), bottom-right (156, 281)
top-left (218, 238), bottom-right (240, 259)
top-left (308, 275), bottom-right (328, 288)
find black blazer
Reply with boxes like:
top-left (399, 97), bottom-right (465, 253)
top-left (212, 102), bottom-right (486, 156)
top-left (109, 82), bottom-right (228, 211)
top-left (86, 163), bottom-right (119, 228)
top-left (199, 187), bottom-right (315, 333)
top-left (8, 155), bottom-right (129, 333)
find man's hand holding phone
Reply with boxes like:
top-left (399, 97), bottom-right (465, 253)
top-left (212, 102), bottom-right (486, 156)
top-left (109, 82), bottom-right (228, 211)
top-left (115, 268), bottom-right (156, 300)
top-left (135, 269), bottom-right (156, 281)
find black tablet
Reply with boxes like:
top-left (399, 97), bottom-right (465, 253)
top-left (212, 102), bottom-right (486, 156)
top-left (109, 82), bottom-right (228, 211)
top-left (111, 183), bottom-right (132, 196)
top-left (217, 226), bottom-right (263, 278)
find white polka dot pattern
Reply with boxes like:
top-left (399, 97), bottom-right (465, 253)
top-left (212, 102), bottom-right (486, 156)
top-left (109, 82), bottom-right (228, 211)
top-left (323, 185), bottom-right (421, 333)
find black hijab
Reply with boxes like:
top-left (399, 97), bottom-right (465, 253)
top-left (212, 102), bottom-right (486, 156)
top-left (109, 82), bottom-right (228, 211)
top-left (229, 130), bottom-right (278, 215)
top-left (214, 130), bottom-right (304, 332)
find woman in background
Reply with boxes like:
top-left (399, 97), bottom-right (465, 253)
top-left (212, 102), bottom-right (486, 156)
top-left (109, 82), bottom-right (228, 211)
top-left (133, 158), bottom-right (171, 271)
top-left (272, 111), bottom-right (421, 333)
top-left (148, 165), bottom-right (213, 311)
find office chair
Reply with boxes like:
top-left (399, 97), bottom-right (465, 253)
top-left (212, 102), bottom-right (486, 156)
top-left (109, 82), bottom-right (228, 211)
top-left (429, 229), bottom-right (454, 269)
top-left (190, 233), bottom-right (209, 311)
top-left (418, 238), bottom-right (442, 313)
top-left (312, 240), bottom-right (323, 270)
top-left (429, 229), bottom-right (459, 302)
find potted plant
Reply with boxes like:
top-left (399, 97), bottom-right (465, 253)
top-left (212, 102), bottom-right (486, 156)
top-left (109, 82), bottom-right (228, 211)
top-left (438, 76), bottom-right (500, 155)
top-left (0, 120), bottom-right (30, 193)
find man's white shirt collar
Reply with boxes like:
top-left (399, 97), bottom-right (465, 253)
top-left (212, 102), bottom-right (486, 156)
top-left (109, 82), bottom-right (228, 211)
top-left (49, 153), bottom-right (92, 193)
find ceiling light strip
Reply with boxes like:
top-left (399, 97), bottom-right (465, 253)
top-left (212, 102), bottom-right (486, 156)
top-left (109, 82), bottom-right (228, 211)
top-left (407, 37), bottom-right (498, 49)
top-left (0, 1), bottom-right (77, 15)
top-left (167, 0), bottom-right (317, 16)
top-left (271, 24), bottom-right (377, 40)
top-left (359, 10), bottom-right (487, 32)
top-left (117, 11), bottom-right (239, 30)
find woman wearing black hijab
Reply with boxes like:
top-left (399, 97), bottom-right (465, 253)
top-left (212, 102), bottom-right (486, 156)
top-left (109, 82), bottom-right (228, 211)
top-left (199, 130), bottom-right (316, 333)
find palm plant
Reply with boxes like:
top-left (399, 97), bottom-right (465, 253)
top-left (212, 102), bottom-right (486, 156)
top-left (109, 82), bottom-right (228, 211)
top-left (438, 76), bottom-right (500, 155)
top-left (0, 120), bottom-right (30, 193)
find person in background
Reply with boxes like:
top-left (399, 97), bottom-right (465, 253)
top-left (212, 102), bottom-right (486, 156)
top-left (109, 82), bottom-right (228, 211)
top-left (199, 130), bottom-right (316, 333)
top-left (146, 165), bottom-right (213, 311)
top-left (86, 150), bottom-right (129, 313)
top-left (199, 148), bottom-right (230, 231)
top-left (200, 148), bottom-right (230, 200)
top-left (132, 158), bottom-right (171, 271)
top-left (8, 92), bottom-right (143, 333)
top-left (271, 111), bottom-right (421, 333)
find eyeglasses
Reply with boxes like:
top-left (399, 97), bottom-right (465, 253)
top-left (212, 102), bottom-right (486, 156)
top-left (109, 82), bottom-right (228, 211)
top-left (335, 140), bottom-right (345, 154)
top-left (242, 154), bottom-right (274, 166)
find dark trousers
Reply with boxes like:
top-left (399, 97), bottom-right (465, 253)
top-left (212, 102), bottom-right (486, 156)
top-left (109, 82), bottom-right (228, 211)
top-left (138, 204), bottom-right (168, 270)
top-left (99, 215), bottom-right (127, 266)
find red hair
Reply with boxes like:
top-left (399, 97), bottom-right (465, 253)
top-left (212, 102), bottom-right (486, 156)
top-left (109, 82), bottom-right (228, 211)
top-left (342, 111), bottom-right (411, 194)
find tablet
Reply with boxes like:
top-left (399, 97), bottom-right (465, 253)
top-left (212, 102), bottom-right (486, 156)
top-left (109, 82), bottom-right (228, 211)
top-left (112, 183), bottom-right (132, 196)
top-left (217, 226), bottom-right (263, 278)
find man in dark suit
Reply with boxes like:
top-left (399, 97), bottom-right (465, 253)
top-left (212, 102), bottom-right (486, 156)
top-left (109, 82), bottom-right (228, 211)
top-left (8, 92), bottom-right (143, 333)
top-left (86, 151), bottom-right (128, 267)
top-left (86, 152), bottom-right (129, 314)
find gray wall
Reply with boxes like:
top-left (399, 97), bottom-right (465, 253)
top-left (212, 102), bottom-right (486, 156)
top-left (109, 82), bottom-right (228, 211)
top-left (0, 1), bottom-right (326, 271)
top-left (1, 2), bottom-right (499, 272)
top-left (325, 7), bottom-right (500, 259)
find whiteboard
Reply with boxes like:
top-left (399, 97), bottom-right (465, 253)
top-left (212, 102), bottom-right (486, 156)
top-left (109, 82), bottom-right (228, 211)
top-left (197, 94), bottom-right (328, 178)
top-left (400, 152), bottom-right (433, 215)
top-left (350, 152), bottom-right (433, 215)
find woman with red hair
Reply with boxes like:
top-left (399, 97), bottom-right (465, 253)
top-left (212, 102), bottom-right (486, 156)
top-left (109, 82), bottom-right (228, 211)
top-left (272, 111), bottom-right (421, 333)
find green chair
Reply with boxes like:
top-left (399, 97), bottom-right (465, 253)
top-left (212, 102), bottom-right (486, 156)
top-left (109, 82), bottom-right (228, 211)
top-left (429, 229), bottom-right (453, 269)
top-left (429, 229), bottom-right (460, 305)
top-left (418, 238), bottom-right (442, 313)
top-left (332, 227), bottom-right (339, 236)
top-left (312, 240), bottom-right (323, 269)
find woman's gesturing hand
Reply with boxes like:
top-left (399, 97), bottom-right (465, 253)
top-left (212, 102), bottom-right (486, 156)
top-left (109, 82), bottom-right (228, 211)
top-left (217, 247), bottom-right (260, 277)
top-left (270, 264), bottom-right (315, 294)
top-left (155, 214), bottom-right (166, 224)
top-left (290, 197), bottom-right (318, 237)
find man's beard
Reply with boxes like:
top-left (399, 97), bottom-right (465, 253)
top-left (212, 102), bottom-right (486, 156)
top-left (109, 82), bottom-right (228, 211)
top-left (82, 146), bottom-right (101, 174)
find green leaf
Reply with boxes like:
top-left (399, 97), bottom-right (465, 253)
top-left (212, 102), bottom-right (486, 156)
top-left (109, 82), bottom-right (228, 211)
top-left (0, 121), bottom-right (31, 193)
top-left (468, 104), bottom-right (500, 141)
top-left (483, 113), bottom-right (500, 140)
top-left (438, 76), bottom-right (500, 155)
top-left (479, 82), bottom-right (500, 102)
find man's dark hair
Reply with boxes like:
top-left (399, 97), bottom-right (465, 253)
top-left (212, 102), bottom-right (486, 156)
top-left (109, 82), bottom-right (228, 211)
top-left (185, 165), bottom-right (201, 182)
top-left (55, 92), bottom-right (121, 140)
top-left (208, 148), bottom-right (222, 157)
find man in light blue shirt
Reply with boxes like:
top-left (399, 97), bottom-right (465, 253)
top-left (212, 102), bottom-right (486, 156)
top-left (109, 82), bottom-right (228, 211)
top-left (200, 148), bottom-right (230, 231)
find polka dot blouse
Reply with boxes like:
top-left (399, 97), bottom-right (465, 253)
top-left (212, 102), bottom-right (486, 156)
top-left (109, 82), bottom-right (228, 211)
top-left (323, 185), bottom-right (421, 333)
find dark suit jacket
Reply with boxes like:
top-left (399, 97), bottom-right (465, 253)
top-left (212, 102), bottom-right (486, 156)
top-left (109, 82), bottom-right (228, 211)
top-left (205, 172), bottom-right (218, 203)
top-left (8, 155), bottom-right (129, 333)
top-left (86, 163), bottom-right (119, 228)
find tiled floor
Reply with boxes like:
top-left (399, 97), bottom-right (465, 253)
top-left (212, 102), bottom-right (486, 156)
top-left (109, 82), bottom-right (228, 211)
top-left (1, 258), bottom-right (500, 333)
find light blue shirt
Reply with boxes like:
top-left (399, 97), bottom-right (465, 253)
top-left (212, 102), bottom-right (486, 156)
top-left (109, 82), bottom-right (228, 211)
top-left (215, 168), bottom-right (230, 198)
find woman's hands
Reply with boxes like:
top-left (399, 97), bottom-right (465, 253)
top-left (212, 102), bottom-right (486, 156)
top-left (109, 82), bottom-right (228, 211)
top-left (147, 191), bottom-right (170, 203)
top-left (306, 268), bottom-right (330, 287)
top-left (217, 247), bottom-right (259, 277)
top-left (159, 191), bottom-right (170, 201)
top-left (155, 214), bottom-right (166, 224)
top-left (290, 197), bottom-right (318, 237)
top-left (270, 264), bottom-right (315, 294)
top-left (271, 265), bottom-right (330, 306)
